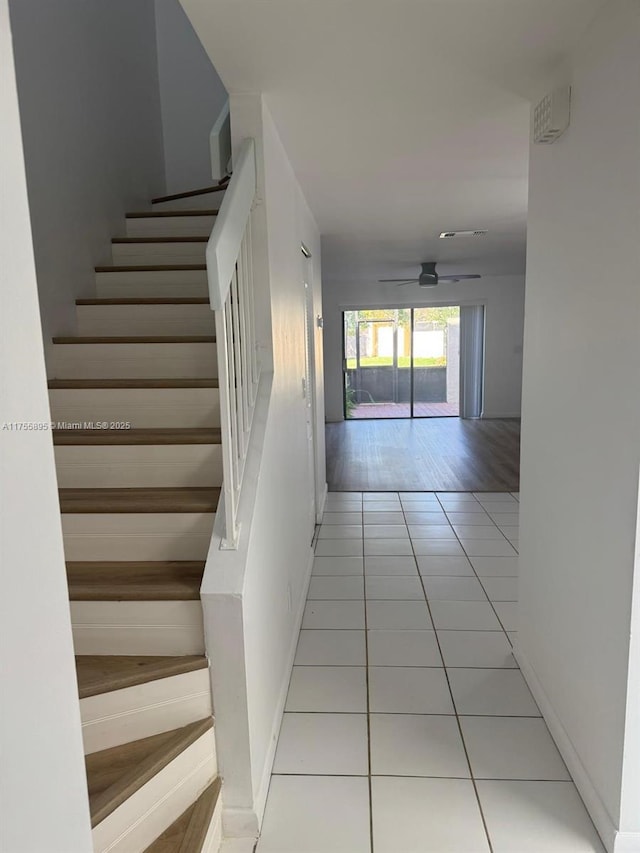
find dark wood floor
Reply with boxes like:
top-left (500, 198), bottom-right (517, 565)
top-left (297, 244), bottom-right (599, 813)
top-left (325, 418), bottom-right (520, 492)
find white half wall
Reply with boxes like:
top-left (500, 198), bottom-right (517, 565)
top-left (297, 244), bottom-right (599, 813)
top-left (242, 99), bottom-right (325, 812)
top-left (9, 0), bottom-right (165, 356)
top-left (322, 275), bottom-right (525, 421)
top-left (199, 92), bottom-right (326, 836)
top-left (1, 4), bottom-right (93, 849)
top-left (157, 0), bottom-right (228, 194)
top-left (518, 2), bottom-right (640, 850)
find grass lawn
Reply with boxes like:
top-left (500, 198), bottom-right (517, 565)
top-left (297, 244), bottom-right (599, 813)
top-left (346, 356), bottom-right (446, 369)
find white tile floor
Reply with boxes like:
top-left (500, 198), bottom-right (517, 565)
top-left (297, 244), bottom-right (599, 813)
top-left (256, 491), bottom-right (605, 853)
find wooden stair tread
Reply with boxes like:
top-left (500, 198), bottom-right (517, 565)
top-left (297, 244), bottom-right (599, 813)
top-left (126, 209), bottom-right (219, 218)
top-left (95, 264), bottom-right (206, 272)
top-left (86, 718), bottom-right (213, 827)
top-left (48, 378), bottom-right (219, 389)
top-left (76, 655), bottom-right (207, 698)
top-left (151, 183), bottom-right (228, 204)
top-left (144, 778), bottom-right (222, 853)
top-left (67, 561), bottom-right (205, 601)
top-left (59, 487), bottom-right (221, 513)
top-left (52, 335), bottom-right (215, 344)
top-left (146, 803), bottom-right (198, 853)
top-left (53, 428), bottom-right (221, 445)
top-left (112, 236), bottom-right (208, 244)
top-left (76, 297), bottom-right (210, 305)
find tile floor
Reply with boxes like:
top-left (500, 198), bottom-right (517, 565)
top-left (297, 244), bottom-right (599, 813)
top-left (256, 491), bottom-right (605, 853)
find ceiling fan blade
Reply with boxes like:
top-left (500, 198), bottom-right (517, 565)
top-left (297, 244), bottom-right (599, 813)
top-left (438, 274), bottom-right (482, 282)
top-left (396, 280), bottom-right (419, 287)
top-left (378, 278), bottom-right (418, 283)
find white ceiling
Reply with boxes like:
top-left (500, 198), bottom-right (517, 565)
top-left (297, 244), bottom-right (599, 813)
top-left (183, 0), bottom-right (606, 283)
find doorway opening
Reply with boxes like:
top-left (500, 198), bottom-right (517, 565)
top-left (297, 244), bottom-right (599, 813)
top-left (302, 244), bottom-right (319, 539)
top-left (343, 307), bottom-right (466, 419)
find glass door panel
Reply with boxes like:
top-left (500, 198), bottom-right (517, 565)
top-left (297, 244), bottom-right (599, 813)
top-left (344, 309), bottom-right (410, 418)
top-left (412, 307), bottom-right (460, 417)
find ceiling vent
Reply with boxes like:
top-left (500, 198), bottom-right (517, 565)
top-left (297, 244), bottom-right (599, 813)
top-left (439, 230), bottom-right (488, 239)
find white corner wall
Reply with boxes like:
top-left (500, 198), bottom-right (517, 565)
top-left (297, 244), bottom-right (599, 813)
top-left (517, 2), bottom-right (640, 850)
top-left (1, 4), bottom-right (93, 849)
top-left (156, 0), bottom-right (228, 194)
top-left (322, 275), bottom-right (525, 421)
top-left (9, 0), bottom-right (165, 355)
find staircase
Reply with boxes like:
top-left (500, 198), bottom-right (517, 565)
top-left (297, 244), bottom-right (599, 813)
top-left (48, 183), bottom-right (230, 853)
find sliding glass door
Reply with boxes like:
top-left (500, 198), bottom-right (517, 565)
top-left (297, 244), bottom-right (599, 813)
top-left (343, 307), bottom-right (463, 419)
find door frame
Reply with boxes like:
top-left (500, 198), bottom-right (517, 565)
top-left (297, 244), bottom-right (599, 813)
top-left (302, 243), bottom-right (319, 535)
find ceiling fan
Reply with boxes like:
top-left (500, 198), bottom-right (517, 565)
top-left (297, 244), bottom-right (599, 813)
top-left (379, 262), bottom-right (481, 287)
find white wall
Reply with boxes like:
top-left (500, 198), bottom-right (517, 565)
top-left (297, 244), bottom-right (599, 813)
top-left (518, 2), bottom-right (640, 850)
top-left (0, 4), bottom-right (93, 849)
top-left (322, 275), bottom-right (525, 421)
top-left (9, 0), bottom-right (165, 357)
top-left (156, 0), bottom-right (228, 194)
top-left (200, 93), bottom-right (326, 836)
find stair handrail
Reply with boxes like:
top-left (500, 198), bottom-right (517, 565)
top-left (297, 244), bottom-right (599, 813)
top-left (206, 137), bottom-right (260, 547)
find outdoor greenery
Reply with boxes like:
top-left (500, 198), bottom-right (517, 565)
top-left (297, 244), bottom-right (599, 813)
top-left (344, 306), bottom-right (459, 335)
top-left (346, 356), bottom-right (446, 369)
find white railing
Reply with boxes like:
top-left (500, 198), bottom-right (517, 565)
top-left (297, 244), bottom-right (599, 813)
top-left (206, 138), bottom-right (260, 548)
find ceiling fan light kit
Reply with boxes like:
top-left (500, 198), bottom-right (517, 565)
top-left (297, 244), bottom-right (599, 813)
top-left (439, 230), bottom-right (488, 239)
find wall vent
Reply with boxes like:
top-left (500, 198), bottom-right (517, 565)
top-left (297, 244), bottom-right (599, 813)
top-left (439, 230), bottom-right (488, 239)
top-left (533, 86), bottom-right (571, 144)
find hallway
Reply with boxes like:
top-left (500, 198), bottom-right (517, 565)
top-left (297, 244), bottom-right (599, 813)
top-left (257, 491), bottom-right (604, 853)
top-left (326, 419), bottom-right (520, 492)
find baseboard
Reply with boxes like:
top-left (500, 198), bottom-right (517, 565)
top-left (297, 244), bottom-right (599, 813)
top-left (317, 481), bottom-right (328, 522)
top-left (481, 411), bottom-right (522, 419)
top-left (253, 545), bottom-right (315, 824)
top-left (221, 806), bottom-right (259, 838)
top-left (514, 646), bottom-right (630, 852)
top-left (613, 833), bottom-right (640, 852)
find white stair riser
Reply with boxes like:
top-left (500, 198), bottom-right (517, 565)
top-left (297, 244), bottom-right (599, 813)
top-left (81, 668), bottom-right (212, 754)
top-left (55, 444), bottom-right (223, 488)
top-left (62, 512), bottom-right (214, 560)
top-left (52, 342), bottom-right (217, 379)
top-left (92, 727), bottom-right (216, 853)
top-left (49, 388), bottom-right (220, 428)
top-left (96, 269), bottom-right (207, 298)
top-left (126, 215), bottom-right (216, 238)
top-left (71, 600), bottom-right (205, 656)
top-left (77, 303), bottom-right (214, 336)
top-left (112, 242), bottom-right (206, 266)
top-left (152, 191), bottom-right (225, 211)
